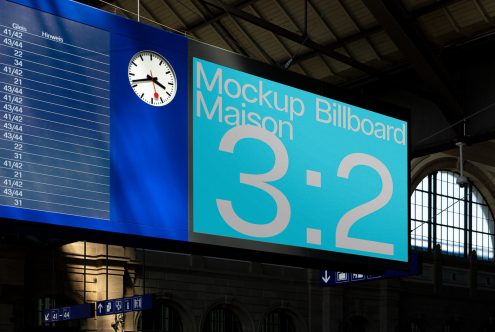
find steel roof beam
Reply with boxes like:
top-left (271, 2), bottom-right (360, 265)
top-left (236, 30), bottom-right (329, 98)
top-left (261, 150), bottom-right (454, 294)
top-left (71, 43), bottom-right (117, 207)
top-left (188, 0), bottom-right (258, 32)
top-left (410, 0), bottom-right (469, 17)
top-left (362, 0), bottom-right (465, 127)
top-left (184, 0), bottom-right (249, 56)
top-left (291, 25), bottom-right (383, 65)
top-left (201, 0), bottom-right (378, 76)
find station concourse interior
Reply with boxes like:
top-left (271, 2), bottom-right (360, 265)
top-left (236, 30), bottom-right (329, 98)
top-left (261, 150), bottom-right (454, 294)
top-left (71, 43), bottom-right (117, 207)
top-left (2, 0), bottom-right (495, 331)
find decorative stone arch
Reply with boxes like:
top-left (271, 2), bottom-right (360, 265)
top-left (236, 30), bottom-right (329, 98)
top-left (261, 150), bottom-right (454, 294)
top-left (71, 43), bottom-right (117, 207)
top-left (256, 304), bottom-right (308, 332)
top-left (200, 297), bottom-right (255, 332)
top-left (410, 155), bottom-right (495, 209)
top-left (134, 293), bottom-right (196, 332)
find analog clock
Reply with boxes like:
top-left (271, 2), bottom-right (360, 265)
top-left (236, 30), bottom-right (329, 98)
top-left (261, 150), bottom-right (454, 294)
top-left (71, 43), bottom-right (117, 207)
top-left (128, 50), bottom-right (177, 107)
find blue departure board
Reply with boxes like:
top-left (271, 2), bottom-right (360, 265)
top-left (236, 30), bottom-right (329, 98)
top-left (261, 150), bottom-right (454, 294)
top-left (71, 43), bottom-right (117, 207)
top-left (0, 0), bottom-right (189, 242)
top-left (0, 0), bottom-right (110, 220)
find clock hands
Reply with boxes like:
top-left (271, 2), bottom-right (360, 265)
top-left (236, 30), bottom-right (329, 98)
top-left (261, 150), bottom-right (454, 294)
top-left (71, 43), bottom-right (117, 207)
top-left (146, 74), bottom-right (167, 91)
top-left (150, 71), bottom-right (159, 99)
top-left (131, 75), bottom-right (168, 91)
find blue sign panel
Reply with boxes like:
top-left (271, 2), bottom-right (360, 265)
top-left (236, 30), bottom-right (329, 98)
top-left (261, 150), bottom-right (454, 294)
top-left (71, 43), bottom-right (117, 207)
top-left (43, 303), bottom-right (93, 323)
top-left (320, 254), bottom-right (421, 286)
top-left (192, 58), bottom-right (409, 262)
top-left (96, 294), bottom-right (153, 316)
top-left (1, 0), bottom-right (188, 240)
top-left (2, 0), bottom-right (409, 268)
top-left (114, 299), bottom-right (124, 313)
top-left (124, 298), bottom-right (132, 312)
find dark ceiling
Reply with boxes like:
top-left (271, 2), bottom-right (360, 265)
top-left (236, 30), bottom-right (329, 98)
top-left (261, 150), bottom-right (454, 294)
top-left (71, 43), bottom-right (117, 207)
top-left (77, 0), bottom-right (495, 158)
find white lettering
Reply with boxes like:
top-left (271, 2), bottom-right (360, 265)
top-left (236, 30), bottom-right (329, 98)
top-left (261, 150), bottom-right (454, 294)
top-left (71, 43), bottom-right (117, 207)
top-left (196, 61), bottom-right (222, 93)
top-left (196, 91), bottom-right (222, 121)
top-left (316, 98), bottom-right (332, 124)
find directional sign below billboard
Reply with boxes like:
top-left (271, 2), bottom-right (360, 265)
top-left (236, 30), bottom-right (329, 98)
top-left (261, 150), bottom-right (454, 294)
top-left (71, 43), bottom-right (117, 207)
top-left (43, 303), bottom-right (94, 323)
top-left (320, 254), bottom-right (421, 286)
top-left (96, 295), bottom-right (153, 316)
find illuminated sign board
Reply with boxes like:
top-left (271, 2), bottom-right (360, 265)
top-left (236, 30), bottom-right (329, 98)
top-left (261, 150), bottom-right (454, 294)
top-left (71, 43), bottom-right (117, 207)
top-left (190, 56), bottom-right (408, 263)
top-left (1, 0), bottom-right (409, 268)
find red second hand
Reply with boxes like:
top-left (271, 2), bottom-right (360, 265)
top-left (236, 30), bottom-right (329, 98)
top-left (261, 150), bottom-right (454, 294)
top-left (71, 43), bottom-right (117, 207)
top-left (150, 70), bottom-right (159, 99)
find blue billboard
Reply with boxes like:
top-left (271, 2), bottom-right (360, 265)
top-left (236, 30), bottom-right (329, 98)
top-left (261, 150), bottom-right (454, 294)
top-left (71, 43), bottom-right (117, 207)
top-left (1, 0), bottom-right (409, 267)
top-left (192, 58), bottom-right (408, 262)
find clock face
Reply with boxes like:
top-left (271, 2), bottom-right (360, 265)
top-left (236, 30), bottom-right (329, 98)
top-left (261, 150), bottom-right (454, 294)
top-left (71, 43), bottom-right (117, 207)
top-left (128, 50), bottom-right (177, 107)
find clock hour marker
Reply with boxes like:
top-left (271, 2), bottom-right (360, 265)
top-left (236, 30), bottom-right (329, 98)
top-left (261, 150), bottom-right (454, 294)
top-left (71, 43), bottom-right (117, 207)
top-left (168, 82), bottom-right (173, 85)
top-left (160, 97), bottom-right (164, 103)
top-left (165, 71), bottom-right (170, 74)
top-left (139, 55), bottom-right (143, 61)
top-left (132, 61), bottom-right (137, 66)
top-left (151, 98), bottom-right (153, 104)
top-left (159, 60), bottom-right (163, 66)
top-left (166, 92), bottom-right (171, 97)
top-left (149, 54), bottom-right (152, 60)
top-left (140, 93), bottom-right (144, 98)
top-left (132, 84), bottom-right (137, 88)
top-left (129, 72), bottom-right (135, 76)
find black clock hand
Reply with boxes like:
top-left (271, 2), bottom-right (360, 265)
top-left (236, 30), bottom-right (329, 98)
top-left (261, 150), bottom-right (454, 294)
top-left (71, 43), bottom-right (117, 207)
top-left (132, 77), bottom-right (152, 83)
top-left (153, 79), bottom-right (167, 91)
top-left (146, 75), bottom-right (167, 91)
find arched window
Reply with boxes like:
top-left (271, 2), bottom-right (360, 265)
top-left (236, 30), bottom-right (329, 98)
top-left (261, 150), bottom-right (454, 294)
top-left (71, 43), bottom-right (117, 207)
top-left (260, 309), bottom-right (295, 332)
top-left (203, 305), bottom-right (242, 332)
top-left (411, 170), bottom-right (495, 260)
top-left (140, 301), bottom-right (183, 332)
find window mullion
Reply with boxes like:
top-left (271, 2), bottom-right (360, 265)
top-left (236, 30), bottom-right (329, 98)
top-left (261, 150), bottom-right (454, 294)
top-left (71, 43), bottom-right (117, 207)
top-left (464, 184), bottom-right (468, 258)
top-left (430, 173), bottom-right (436, 251)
